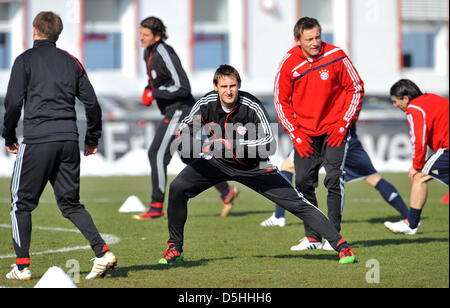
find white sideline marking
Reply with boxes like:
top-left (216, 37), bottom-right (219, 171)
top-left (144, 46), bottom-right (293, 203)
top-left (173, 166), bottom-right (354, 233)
top-left (0, 198), bottom-right (122, 204)
top-left (0, 224), bottom-right (120, 259)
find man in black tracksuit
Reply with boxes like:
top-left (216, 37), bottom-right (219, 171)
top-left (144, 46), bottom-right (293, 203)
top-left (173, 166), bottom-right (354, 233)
top-left (157, 65), bottom-right (356, 265)
top-left (2, 12), bottom-right (116, 280)
top-left (135, 17), bottom-right (238, 220)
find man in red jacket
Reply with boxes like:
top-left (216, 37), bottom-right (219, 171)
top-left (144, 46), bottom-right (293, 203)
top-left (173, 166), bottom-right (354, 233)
top-left (274, 17), bottom-right (364, 250)
top-left (385, 79), bottom-right (449, 235)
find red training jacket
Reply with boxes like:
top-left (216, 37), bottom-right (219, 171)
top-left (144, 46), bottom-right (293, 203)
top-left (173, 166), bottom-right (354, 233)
top-left (274, 42), bottom-right (364, 137)
top-left (406, 93), bottom-right (449, 170)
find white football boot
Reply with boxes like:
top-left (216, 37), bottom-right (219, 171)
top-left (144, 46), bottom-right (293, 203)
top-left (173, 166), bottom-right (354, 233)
top-left (384, 219), bottom-right (418, 235)
top-left (322, 240), bottom-right (336, 251)
top-left (86, 251), bottom-right (117, 280)
top-left (290, 237), bottom-right (323, 251)
top-left (6, 265), bottom-right (32, 281)
top-left (260, 213), bottom-right (286, 227)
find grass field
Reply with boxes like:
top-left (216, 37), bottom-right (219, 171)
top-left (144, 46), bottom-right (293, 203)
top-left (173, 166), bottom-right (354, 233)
top-left (0, 173), bottom-right (448, 289)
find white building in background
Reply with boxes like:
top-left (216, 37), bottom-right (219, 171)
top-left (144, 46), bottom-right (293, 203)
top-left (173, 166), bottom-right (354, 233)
top-left (0, 0), bottom-right (448, 175)
top-left (0, 0), bottom-right (448, 99)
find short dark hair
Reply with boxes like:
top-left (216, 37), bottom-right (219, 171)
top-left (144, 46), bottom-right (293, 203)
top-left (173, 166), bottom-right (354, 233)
top-left (213, 64), bottom-right (242, 86)
top-left (140, 16), bottom-right (168, 41)
top-left (33, 11), bottom-right (63, 42)
top-left (390, 79), bottom-right (423, 100)
top-left (293, 17), bottom-right (321, 40)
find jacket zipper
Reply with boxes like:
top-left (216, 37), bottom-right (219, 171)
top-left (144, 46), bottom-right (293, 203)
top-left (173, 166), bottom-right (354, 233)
top-left (147, 50), bottom-right (154, 89)
top-left (224, 106), bottom-right (246, 165)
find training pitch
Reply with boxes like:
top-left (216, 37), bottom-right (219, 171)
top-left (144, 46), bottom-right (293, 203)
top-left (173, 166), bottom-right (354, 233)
top-left (0, 174), bottom-right (448, 288)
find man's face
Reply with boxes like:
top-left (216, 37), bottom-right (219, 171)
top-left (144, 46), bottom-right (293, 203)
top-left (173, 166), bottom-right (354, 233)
top-left (296, 26), bottom-right (322, 58)
top-left (139, 27), bottom-right (160, 48)
top-left (391, 96), bottom-right (409, 112)
top-left (214, 75), bottom-right (240, 109)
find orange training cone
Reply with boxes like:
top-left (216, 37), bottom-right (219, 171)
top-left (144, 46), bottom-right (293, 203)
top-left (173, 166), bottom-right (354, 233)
top-left (440, 191), bottom-right (449, 204)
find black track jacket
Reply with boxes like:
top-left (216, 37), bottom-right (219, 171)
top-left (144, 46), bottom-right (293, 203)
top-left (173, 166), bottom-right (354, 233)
top-left (176, 90), bottom-right (277, 169)
top-left (2, 40), bottom-right (102, 146)
top-left (144, 41), bottom-right (195, 114)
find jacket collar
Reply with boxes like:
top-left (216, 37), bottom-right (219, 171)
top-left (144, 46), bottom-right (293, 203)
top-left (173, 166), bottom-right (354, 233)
top-left (147, 41), bottom-right (161, 53)
top-left (213, 91), bottom-right (241, 113)
top-left (33, 39), bottom-right (56, 48)
top-left (294, 42), bottom-right (327, 61)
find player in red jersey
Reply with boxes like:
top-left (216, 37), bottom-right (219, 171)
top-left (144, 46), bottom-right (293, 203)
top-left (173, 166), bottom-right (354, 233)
top-left (385, 79), bottom-right (449, 235)
top-left (274, 17), bottom-right (364, 248)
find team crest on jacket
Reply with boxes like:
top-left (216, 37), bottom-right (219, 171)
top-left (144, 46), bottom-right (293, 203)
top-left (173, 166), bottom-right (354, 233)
top-left (237, 126), bottom-right (248, 136)
top-left (319, 69), bottom-right (329, 80)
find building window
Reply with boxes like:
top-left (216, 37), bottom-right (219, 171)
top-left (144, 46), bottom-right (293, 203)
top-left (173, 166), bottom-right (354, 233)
top-left (84, 0), bottom-right (123, 70)
top-left (400, 0), bottom-right (448, 69)
top-left (402, 29), bottom-right (435, 68)
top-left (300, 0), bottom-right (334, 44)
top-left (85, 33), bottom-right (122, 69)
top-left (401, 21), bottom-right (445, 69)
top-left (0, 3), bottom-right (11, 69)
top-left (194, 33), bottom-right (229, 70)
top-left (193, 0), bottom-right (229, 70)
top-left (0, 32), bottom-right (10, 69)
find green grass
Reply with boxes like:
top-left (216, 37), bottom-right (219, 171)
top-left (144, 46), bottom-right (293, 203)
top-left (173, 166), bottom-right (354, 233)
top-left (0, 174), bottom-right (448, 288)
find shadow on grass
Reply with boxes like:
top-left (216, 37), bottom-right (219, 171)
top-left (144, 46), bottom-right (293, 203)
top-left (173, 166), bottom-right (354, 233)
top-left (351, 236), bottom-right (448, 248)
top-left (191, 210), bottom-right (273, 218)
top-left (108, 256), bottom-right (235, 278)
top-left (254, 253), bottom-right (338, 261)
top-left (365, 216), bottom-right (409, 224)
top-left (339, 216), bottom-right (429, 225)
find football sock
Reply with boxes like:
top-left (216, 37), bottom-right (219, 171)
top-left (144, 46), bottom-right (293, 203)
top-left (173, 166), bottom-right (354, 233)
top-left (375, 178), bottom-right (409, 219)
top-left (149, 202), bottom-right (163, 213)
top-left (274, 171), bottom-right (293, 219)
top-left (96, 245), bottom-right (110, 258)
top-left (335, 238), bottom-right (349, 251)
top-left (220, 185), bottom-right (231, 200)
top-left (16, 258), bottom-right (30, 271)
top-left (215, 182), bottom-right (229, 193)
top-left (17, 264), bottom-right (29, 271)
top-left (407, 208), bottom-right (422, 229)
top-left (275, 205), bottom-right (285, 219)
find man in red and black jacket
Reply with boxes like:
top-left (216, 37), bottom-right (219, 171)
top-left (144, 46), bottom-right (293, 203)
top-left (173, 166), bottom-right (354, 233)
top-left (274, 17), bottom-right (364, 250)
top-left (135, 17), bottom-right (238, 220)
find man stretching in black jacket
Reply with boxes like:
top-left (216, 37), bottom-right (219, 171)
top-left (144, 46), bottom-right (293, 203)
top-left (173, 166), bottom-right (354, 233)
top-left (157, 65), bottom-right (357, 265)
top-left (134, 17), bottom-right (239, 220)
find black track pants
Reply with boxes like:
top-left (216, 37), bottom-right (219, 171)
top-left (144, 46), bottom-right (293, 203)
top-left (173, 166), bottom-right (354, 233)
top-left (10, 141), bottom-right (106, 259)
top-left (294, 134), bottom-right (348, 241)
top-left (166, 157), bottom-right (345, 250)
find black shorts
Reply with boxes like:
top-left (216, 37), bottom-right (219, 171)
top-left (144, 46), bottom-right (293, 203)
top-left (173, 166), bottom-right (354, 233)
top-left (343, 133), bottom-right (378, 182)
top-left (287, 132), bottom-right (377, 183)
top-left (422, 149), bottom-right (449, 185)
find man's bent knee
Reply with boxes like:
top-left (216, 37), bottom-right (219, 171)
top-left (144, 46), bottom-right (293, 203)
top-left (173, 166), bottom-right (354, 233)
top-left (412, 172), bottom-right (433, 184)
